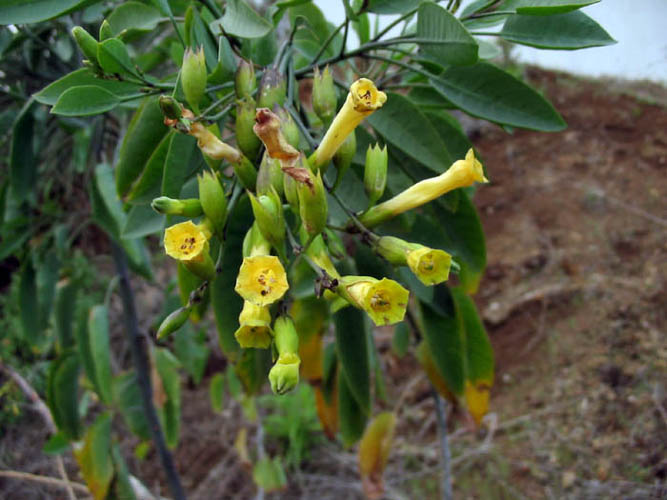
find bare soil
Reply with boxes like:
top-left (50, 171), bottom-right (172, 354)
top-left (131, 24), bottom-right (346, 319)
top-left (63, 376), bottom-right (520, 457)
top-left (1, 67), bottom-right (665, 500)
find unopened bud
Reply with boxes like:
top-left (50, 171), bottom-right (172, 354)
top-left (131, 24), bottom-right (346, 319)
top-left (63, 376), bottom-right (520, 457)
top-left (71, 26), bottom-right (99, 67)
top-left (269, 353), bottom-right (300, 395)
top-left (151, 196), bottom-right (203, 217)
top-left (257, 67), bottom-right (286, 109)
top-left (274, 315), bottom-right (299, 357)
top-left (233, 156), bottom-right (257, 191)
top-left (182, 47), bottom-right (207, 113)
top-left (235, 59), bottom-right (256, 99)
top-left (364, 144), bottom-right (388, 206)
top-left (332, 130), bottom-right (356, 183)
top-left (297, 166), bottom-right (328, 238)
top-left (283, 172), bottom-right (300, 215)
top-left (276, 107), bottom-right (300, 149)
top-left (312, 66), bottom-right (336, 125)
top-left (198, 170), bottom-right (228, 235)
top-left (256, 151), bottom-right (284, 196)
top-left (249, 188), bottom-right (285, 250)
top-left (253, 108), bottom-right (299, 162)
top-left (99, 20), bottom-right (113, 41)
top-left (157, 306), bottom-right (192, 339)
top-left (235, 97), bottom-right (261, 160)
top-left (159, 95), bottom-right (183, 121)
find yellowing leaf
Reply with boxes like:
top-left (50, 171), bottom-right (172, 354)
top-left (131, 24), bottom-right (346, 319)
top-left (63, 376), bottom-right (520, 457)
top-left (234, 427), bottom-right (251, 470)
top-left (358, 412), bottom-right (396, 500)
top-left (465, 380), bottom-right (491, 426)
top-left (314, 385), bottom-right (338, 440)
top-left (415, 341), bottom-right (457, 404)
top-left (298, 331), bottom-right (323, 382)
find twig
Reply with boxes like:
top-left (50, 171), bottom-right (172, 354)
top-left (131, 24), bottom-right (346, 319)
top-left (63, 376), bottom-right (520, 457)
top-left (110, 243), bottom-right (187, 500)
top-left (431, 389), bottom-right (453, 500)
top-left (0, 470), bottom-right (89, 495)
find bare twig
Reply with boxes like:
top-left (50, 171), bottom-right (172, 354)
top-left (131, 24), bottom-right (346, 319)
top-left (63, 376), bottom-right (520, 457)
top-left (0, 470), bottom-right (89, 495)
top-left (432, 389), bottom-right (453, 500)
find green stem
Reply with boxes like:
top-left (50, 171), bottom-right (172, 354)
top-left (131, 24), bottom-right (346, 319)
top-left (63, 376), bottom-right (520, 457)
top-left (462, 10), bottom-right (515, 20)
top-left (312, 19), bottom-right (347, 66)
top-left (371, 7), bottom-right (420, 42)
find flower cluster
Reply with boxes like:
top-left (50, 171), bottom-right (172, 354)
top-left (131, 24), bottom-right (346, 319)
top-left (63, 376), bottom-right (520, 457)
top-left (154, 72), bottom-right (487, 395)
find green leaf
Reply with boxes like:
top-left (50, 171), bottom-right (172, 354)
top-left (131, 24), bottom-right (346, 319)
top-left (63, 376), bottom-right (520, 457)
top-left (113, 372), bottom-right (151, 440)
top-left (51, 85), bottom-right (120, 116)
top-left (189, 6), bottom-right (218, 70)
top-left (34, 68), bottom-right (141, 106)
top-left (252, 457), bottom-right (287, 493)
top-left (154, 347), bottom-right (181, 449)
top-left (209, 373), bottom-right (225, 413)
top-left (47, 353), bottom-right (81, 439)
top-left (88, 305), bottom-right (113, 405)
top-left (368, 92), bottom-right (452, 173)
top-left (54, 281), bottom-right (78, 351)
top-left (173, 325), bottom-right (210, 385)
top-left (500, 10), bottom-right (615, 50)
top-left (126, 131), bottom-right (173, 204)
top-left (367, 0), bottom-right (422, 14)
top-left (235, 348), bottom-right (271, 396)
top-left (431, 62), bottom-right (567, 131)
top-left (109, 444), bottom-right (137, 500)
top-left (419, 291), bottom-right (465, 396)
top-left (107, 1), bottom-right (161, 35)
top-left (211, 0), bottom-right (272, 39)
top-left (425, 111), bottom-right (473, 161)
top-left (334, 307), bottom-right (370, 415)
top-left (115, 97), bottom-right (169, 198)
top-left (42, 432), bottom-right (69, 455)
top-left (417, 3), bottom-right (478, 66)
top-left (460, 0), bottom-right (497, 18)
top-left (9, 99), bottom-right (37, 204)
top-left (75, 412), bottom-right (113, 500)
top-left (505, 0), bottom-right (600, 15)
top-left (19, 259), bottom-right (40, 345)
top-left (97, 38), bottom-right (138, 77)
top-left (161, 133), bottom-right (198, 198)
top-left (122, 205), bottom-right (165, 239)
top-left (392, 322), bottom-right (410, 358)
top-left (0, 0), bottom-right (100, 25)
top-left (37, 251), bottom-right (60, 331)
top-left (337, 367), bottom-right (367, 446)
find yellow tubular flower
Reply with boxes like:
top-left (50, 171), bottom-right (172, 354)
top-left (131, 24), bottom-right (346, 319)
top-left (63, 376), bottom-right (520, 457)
top-left (312, 78), bottom-right (387, 169)
top-left (163, 221), bottom-right (215, 280)
top-left (338, 276), bottom-right (409, 326)
top-left (189, 122), bottom-right (242, 163)
top-left (234, 301), bottom-right (273, 349)
top-left (358, 148), bottom-right (488, 228)
top-left (406, 247), bottom-right (452, 286)
top-left (235, 255), bottom-right (289, 307)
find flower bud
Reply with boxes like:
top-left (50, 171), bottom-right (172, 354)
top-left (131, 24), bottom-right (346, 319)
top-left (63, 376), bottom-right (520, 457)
top-left (257, 67), bottom-right (286, 109)
top-left (181, 47), bottom-right (207, 113)
top-left (158, 95), bottom-right (183, 121)
top-left (164, 221), bottom-right (215, 281)
top-left (256, 152), bottom-right (284, 196)
top-left (297, 168), bottom-right (328, 239)
top-left (157, 305), bottom-right (192, 339)
top-left (233, 155), bottom-right (258, 191)
top-left (253, 108), bottom-right (299, 163)
top-left (242, 223), bottom-right (270, 258)
top-left (276, 107), bottom-right (300, 149)
top-left (98, 20), bottom-right (113, 41)
top-left (235, 59), bottom-right (256, 99)
top-left (269, 353), bottom-right (300, 395)
top-left (283, 173), bottom-right (299, 215)
top-left (235, 97), bottom-right (261, 160)
top-left (197, 170), bottom-right (228, 235)
top-left (312, 66), bottom-right (336, 125)
top-left (364, 144), bottom-right (387, 206)
top-left (71, 26), bottom-right (99, 67)
top-left (189, 122), bottom-right (242, 163)
top-left (249, 188), bottom-right (285, 251)
top-left (332, 130), bottom-right (356, 183)
top-left (274, 315), bottom-right (299, 356)
top-left (151, 196), bottom-right (203, 217)
top-left (234, 301), bottom-right (273, 349)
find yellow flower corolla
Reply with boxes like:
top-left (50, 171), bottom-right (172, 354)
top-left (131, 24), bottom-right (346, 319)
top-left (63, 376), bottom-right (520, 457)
top-left (465, 380), bottom-right (491, 427)
top-left (189, 121), bottom-right (242, 163)
top-left (235, 255), bottom-right (289, 307)
top-left (269, 352), bottom-right (301, 395)
top-left (406, 247), bottom-right (452, 286)
top-left (164, 220), bottom-right (208, 262)
top-left (359, 148), bottom-right (488, 228)
top-left (339, 276), bottom-right (409, 326)
top-left (234, 301), bottom-right (273, 349)
top-left (313, 78), bottom-right (387, 168)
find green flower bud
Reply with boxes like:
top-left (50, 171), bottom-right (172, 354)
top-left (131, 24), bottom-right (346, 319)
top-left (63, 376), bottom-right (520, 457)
top-left (256, 151), bottom-right (284, 196)
top-left (157, 305), bottom-right (192, 339)
top-left (269, 353), bottom-right (300, 395)
top-left (364, 144), bottom-right (388, 207)
top-left (297, 168), bottom-right (328, 238)
top-left (198, 170), bottom-right (228, 235)
top-left (375, 236), bottom-right (452, 286)
top-left (159, 95), bottom-right (183, 121)
top-left (312, 66), bottom-right (336, 125)
top-left (249, 188), bottom-right (285, 251)
top-left (71, 26), bottom-right (99, 67)
top-left (181, 47), bottom-right (207, 113)
top-left (276, 107), bottom-right (300, 149)
top-left (274, 316), bottom-right (299, 357)
top-left (232, 156), bottom-right (257, 191)
top-left (242, 223), bottom-right (271, 258)
top-left (257, 67), bottom-right (286, 109)
top-left (99, 20), bottom-right (113, 41)
top-left (332, 130), bottom-right (356, 184)
top-left (152, 196), bottom-right (203, 217)
top-left (283, 172), bottom-right (299, 215)
top-left (235, 97), bottom-right (261, 160)
top-left (235, 59), bottom-right (256, 99)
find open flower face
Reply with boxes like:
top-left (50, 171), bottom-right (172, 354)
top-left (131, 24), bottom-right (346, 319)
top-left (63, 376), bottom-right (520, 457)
top-left (235, 301), bottom-right (273, 349)
top-left (350, 78), bottom-right (387, 114)
top-left (406, 247), bottom-right (452, 286)
top-left (343, 277), bottom-right (409, 326)
top-left (164, 221), bottom-right (208, 262)
top-left (235, 255), bottom-right (289, 307)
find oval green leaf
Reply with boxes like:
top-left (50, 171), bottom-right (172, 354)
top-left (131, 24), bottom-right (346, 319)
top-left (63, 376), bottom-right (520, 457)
top-left (51, 85), bottom-right (120, 117)
top-left (417, 2), bottom-right (478, 66)
top-left (211, 0), bottom-right (272, 39)
top-left (334, 306), bottom-right (370, 415)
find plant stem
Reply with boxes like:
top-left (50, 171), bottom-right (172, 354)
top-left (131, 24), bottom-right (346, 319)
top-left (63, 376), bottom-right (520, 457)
top-left (432, 388), bottom-right (453, 500)
top-left (110, 243), bottom-right (187, 500)
top-left (372, 7), bottom-right (420, 42)
top-left (312, 19), bottom-right (347, 66)
top-left (461, 10), bottom-right (515, 20)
